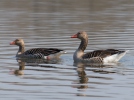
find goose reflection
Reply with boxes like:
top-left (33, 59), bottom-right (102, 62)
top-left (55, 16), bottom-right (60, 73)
top-left (75, 62), bottom-right (121, 74)
top-left (17, 57), bottom-right (62, 66)
top-left (73, 62), bottom-right (106, 89)
top-left (73, 62), bottom-right (89, 89)
top-left (11, 57), bottom-right (62, 76)
top-left (10, 60), bottom-right (25, 76)
top-left (73, 62), bottom-right (119, 97)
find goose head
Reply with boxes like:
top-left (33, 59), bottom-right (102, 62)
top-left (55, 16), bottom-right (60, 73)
top-left (71, 31), bottom-right (88, 40)
top-left (10, 39), bottom-right (24, 46)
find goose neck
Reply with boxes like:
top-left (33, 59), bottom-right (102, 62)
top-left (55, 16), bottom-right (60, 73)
top-left (17, 45), bottom-right (25, 55)
top-left (78, 37), bottom-right (88, 52)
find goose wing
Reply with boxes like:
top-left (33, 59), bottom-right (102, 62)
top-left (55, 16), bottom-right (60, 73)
top-left (24, 48), bottom-right (63, 56)
top-left (82, 49), bottom-right (125, 59)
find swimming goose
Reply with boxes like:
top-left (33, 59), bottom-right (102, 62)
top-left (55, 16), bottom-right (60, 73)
top-left (71, 31), bottom-right (128, 63)
top-left (10, 39), bottom-right (66, 60)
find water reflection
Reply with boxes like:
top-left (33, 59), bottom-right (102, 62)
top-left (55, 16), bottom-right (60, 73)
top-left (71, 63), bottom-right (88, 97)
top-left (17, 57), bottom-right (62, 65)
top-left (14, 60), bottom-right (25, 76)
top-left (74, 62), bottom-right (120, 75)
top-left (1, 0), bottom-right (134, 99)
top-left (77, 66), bottom-right (88, 89)
top-left (73, 62), bottom-right (118, 97)
top-left (10, 60), bottom-right (25, 76)
top-left (75, 63), bottom-right (88, 89)
top-left (73, 62), bottom-right (108, 88)
top-left (11, 57), bottom-right (62, 76)
top-left (73, 62), bottom-right (111, 90)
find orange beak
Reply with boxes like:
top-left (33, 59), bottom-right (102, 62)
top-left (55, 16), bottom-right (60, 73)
top-left (10, 41), bottom-right (15, 45)
top-left (71, 34), bottom-right (77, 38)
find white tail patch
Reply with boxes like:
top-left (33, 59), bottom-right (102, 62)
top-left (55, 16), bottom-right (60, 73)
top-left (43, 50), bottom-right (66, 60)
top-left (103, 50), bottom-right (128, 63)
top-left (61, 50), bottom-right (67, 54)
top-left (44, 56), bottom-right (48, 60)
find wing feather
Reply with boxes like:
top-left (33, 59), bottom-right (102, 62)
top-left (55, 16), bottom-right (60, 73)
top-left (23, 48), bottom-right (63, 57)
top-left (82, 49), bottom-right (125, 60)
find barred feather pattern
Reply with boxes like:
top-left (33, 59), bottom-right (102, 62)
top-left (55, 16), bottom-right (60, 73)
top-left (84, 57), bottom-right (103, 63)
top-left (18, 48), bottom-right (63, 59)
top-left (82, 49), bottom-right (125, 63)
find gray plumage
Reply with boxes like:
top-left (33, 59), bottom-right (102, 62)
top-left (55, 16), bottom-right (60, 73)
top-left (10, 39), bottom-right (66, 59)
top-left (71, 31), bottom-right (128, 63)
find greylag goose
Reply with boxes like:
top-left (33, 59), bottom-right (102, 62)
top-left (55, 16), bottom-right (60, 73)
top-left (71, 31), bottom-right (128, 63)
top-left (10, 39), bottom-right (66, 60)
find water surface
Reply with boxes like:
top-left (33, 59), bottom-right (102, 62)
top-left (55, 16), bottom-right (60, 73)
top-left (0, 0), bottom-right (134, 100)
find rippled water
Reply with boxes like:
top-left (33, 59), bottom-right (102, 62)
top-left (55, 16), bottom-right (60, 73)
top-left (1, 0), bottom-right (134, 100)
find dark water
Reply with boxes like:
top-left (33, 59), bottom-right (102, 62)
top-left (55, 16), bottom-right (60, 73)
top-left (0, 0), bottom-right (134, 100)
